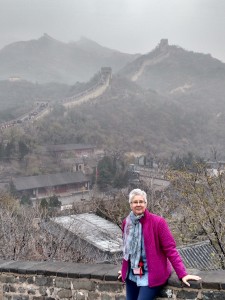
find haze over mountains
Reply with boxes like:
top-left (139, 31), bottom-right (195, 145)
top-left (1, 36), bottom-right (225, 157)
top-left (0, 34), bottom-right (139, 84)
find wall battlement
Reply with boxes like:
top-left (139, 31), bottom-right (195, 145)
top-left (0, 260), bottom-right (225, 299)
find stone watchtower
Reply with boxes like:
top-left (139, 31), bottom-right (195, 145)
top-left (101, 67), bottom-right (112, 78)
top-left (158, 39), bottom-right (169, 51)
top-left (100, 67), bottom-right (112, 84)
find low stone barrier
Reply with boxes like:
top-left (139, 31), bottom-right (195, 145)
top-left (0, 260), bottom-right (225, 299)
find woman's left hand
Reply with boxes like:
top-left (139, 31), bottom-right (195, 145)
top-left (182, 274), bottom-right (201, 286)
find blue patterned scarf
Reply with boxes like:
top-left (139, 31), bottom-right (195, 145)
top-left (123, 211), bottom-right (144, 269)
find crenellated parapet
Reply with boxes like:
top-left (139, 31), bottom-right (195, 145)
top-left (0, 260), bottom-right (225, 299)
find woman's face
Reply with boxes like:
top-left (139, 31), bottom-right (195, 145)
top-left (130, 195), bottom-right (147, 215)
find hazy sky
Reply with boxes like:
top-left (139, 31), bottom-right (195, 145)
top-left (0, 0), bottom-right (225, 62)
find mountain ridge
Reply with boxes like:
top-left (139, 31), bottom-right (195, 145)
top-left (1, 38), bottom-right (225, 157)
top-left (0, 34), bottom-right (139, 84)
top-left (119, 39), bottom-right (225, 94)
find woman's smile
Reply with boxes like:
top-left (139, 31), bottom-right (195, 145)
top-left (130, 195), bottom-right (147, 215)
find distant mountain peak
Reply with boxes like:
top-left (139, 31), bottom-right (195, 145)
top-left (0, 34), bottom-right (138, 84)
top-left (74, 36), bottom-right (120, 55)
top-left (38, 33), bottom-right (62, 44)
top-left (76, 36), bottom-right (106, 48)
top-left (40, 33), bottom-right (55, 40)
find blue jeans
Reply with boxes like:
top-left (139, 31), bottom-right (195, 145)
top-left (126, 278), bottom-right (162, 300)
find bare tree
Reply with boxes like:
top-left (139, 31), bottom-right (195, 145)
top-left (0, 192), bottom-right (100, 263)
top-left (92, 190), bottom-right (130, 229)
top-left (168, 165), bottom-right (225, 269)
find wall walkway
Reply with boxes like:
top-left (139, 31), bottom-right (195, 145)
top-left (0, 260), bottom-right (225, 299)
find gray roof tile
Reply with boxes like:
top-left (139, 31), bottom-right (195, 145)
top-left (50, 213), bottom-right (123, 254)
top-left (13, 171), bottom-right (88, 191)
top-left (178, 241), bottom-right (221, 270)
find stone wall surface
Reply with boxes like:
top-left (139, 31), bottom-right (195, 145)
top-left (0, 260), bottom-right (225, 299)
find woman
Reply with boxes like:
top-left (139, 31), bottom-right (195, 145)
top-left (118, 188), bottom-right (201, 300)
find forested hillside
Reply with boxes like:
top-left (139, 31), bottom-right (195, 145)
top-left (33, 76), bottom-right (225, 157)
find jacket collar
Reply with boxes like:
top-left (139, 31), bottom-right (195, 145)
top-left (140, 208), bottom-right (151, 224)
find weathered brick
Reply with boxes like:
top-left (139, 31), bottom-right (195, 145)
top-left (76, 291), bottom-right (86, 300)
top-left (12, 296), bottom-right (29, 300)
top-left (55, 278), bottom-right (71, 289)
top-left (176, 290), bottom-right (198, 299)
top-left (72, 279), bottom-right (95, 291)
top-left (57, 289), bottom-right (72, 299)
top-left (3, 296), bottom-right (12, 300)
top-left (202, 281), bottom-right (220, 290)
top-left (27, 288), bottom-right (36, 295)
top-left (202, 291), bottom-right (225, 300)
top-left (159, 288), bottom-right (173, 298)
top-left (35, 276), bottom-right (53, 286)
top-left (0, 276), bottom-right (16, 284)
top-left (97, 282), bottom-right (123, 293)
top-left (3, 285), bottom-right (10, 292)
top-left (49, 287), bottom-right (54, 295)
top-left (115, 295), bottom-right (126, 300)
top-left (87, 291), bottom-right (100, 300)
top-left (18, 287), bottom-right (26, 293)
top-left (18, 277), bottom-right (26, 284)
top-left (101, 294), bottom-right (114, 300)
top-left (27, 277), bottom-right (34, 284)
top-left (9, 285), bottom-right (16, 293)
top-left (39, 286), bottom-right (47, 296)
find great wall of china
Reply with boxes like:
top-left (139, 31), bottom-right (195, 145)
top-left (131, 39), bottom-right (170, 82)
top-left (0, 67), bottom-right (112, 131)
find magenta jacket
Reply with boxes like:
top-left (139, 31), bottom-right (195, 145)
top-left (121, 209), bottom-right (188, 287)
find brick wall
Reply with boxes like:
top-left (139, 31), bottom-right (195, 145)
top-left (0, 260), bottom-right (225, 299)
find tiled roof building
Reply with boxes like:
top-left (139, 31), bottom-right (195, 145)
top-left (12, 171), bottom-right (90, 202)
top-left (178, 240), bottom-right (221, 271)
top-left (44, 213), bottom-right (122, 262)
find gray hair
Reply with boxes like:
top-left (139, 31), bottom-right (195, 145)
top-left (128, 188), bottom-right (147, 204)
